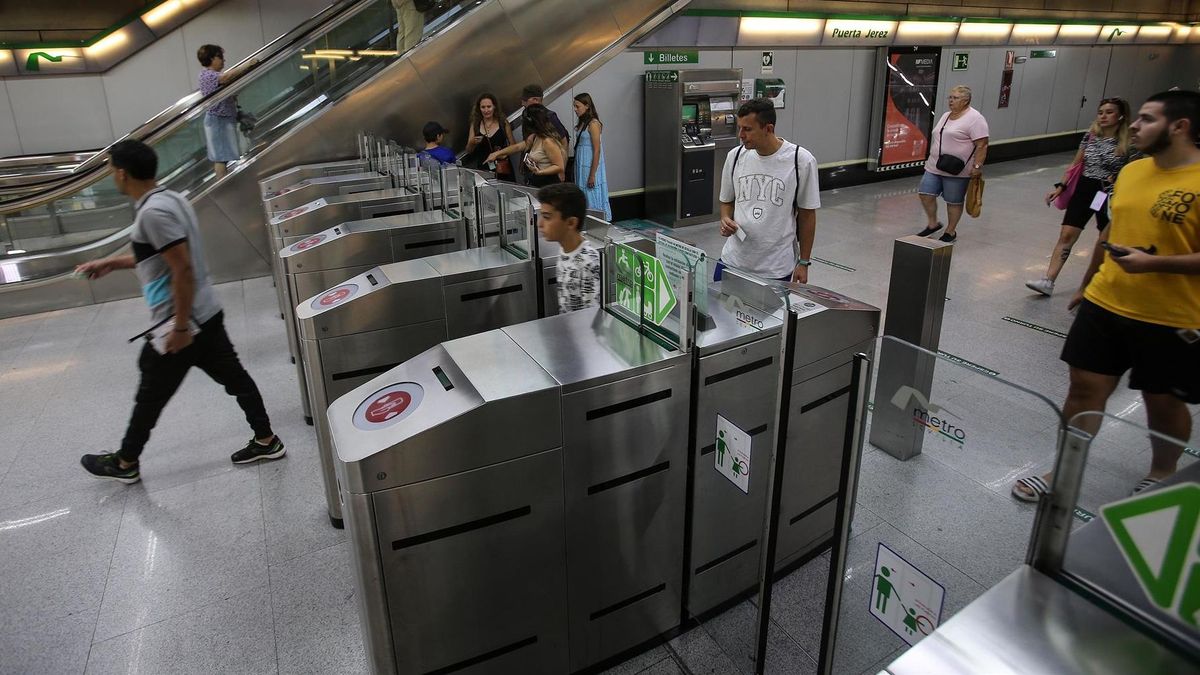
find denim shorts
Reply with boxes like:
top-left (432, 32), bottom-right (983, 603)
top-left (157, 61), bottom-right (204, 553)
top-left (204, 114), bottom-right (240, 163)
top-left (918, 171), bottom-right (970, 205)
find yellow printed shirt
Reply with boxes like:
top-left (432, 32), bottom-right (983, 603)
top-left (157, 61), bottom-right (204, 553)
top-left (1085, 157), bottom-right (1200, 329)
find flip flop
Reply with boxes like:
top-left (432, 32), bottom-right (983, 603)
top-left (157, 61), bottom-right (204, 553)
top-left (1131, 477), bottom-right (1161, 495)
top-left (1012, 475), bottom-right (1049, 503)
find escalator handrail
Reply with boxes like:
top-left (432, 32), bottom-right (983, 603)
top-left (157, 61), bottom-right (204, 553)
top-left (0, 0), bottom-right (373, 214)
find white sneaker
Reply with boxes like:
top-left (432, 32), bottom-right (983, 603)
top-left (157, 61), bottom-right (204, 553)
top-left (1025, 278), bottom-right (1054, 296)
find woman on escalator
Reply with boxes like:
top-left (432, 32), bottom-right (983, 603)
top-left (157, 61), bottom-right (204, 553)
top-left (486, 104), bottom-right (566, 187)
top-left (196, 44), bottom-right (257, 179)
top-left (463, 92), bottom-right (516, 182)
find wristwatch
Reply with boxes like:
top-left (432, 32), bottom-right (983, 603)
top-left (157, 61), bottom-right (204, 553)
top-left (973, 164), bottom-right (981, 170)
top-left (795, 258), bottom-right (812, 267)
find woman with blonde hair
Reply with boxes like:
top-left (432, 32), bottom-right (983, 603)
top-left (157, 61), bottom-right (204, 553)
top-left (486, 103), bottom-right (565, 187)
top-left (463, 92), bottom-right (516, 182)
top-left (1025, 97), bottom-right (1134, 296)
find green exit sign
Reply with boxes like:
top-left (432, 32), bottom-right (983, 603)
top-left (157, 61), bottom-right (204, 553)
top-left (1031, 49), bottom-right (1057, 58)
top-left (645, 70), bottom-right (679, 83)
top-left (644, 50), bottom-right (698, 65)
top-left (952, 52), bottom-right (969, 71)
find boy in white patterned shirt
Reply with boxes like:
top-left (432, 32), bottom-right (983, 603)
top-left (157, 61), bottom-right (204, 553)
top-left (538, 183), bottom-right (600, 313)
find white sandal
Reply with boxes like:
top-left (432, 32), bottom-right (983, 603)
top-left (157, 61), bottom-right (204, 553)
top-left (1012, 475), bottom-right (1049, 503)
top-left (1131, 477), bottom-right (1161, 495)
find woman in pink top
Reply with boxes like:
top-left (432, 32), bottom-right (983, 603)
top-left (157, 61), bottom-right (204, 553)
top-left (916, 86), bottom-right (989, 242)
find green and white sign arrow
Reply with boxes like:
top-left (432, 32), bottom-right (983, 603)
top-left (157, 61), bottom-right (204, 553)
top-left (1102, 482), bottom-right (1200, 627)
top-left (614, 244), bottom-right (677, 326)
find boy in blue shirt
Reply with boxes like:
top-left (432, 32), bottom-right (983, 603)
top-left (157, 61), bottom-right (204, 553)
top-left (419, 121), bottom-right (457, 164)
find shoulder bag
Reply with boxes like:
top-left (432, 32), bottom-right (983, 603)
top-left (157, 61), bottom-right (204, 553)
top-left (934, 116), bottom-right (976, 175)
top-left (1052, 133), bottom-right (1090, 210)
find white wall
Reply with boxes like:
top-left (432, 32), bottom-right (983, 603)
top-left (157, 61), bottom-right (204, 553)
top-left (0, 0), bottom-right (332, 155)
top-left (548, 44), bottom-right (1200, 194)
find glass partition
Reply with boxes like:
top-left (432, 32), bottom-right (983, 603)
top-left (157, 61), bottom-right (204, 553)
top-left (741, 336), bottom-right (1066, 674)
top-left (0, 0), bottom-right (483, 269)
top-left (1057, 412), bottom-right (1197, 656)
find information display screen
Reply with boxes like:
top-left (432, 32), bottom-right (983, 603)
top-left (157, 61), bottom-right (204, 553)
top-left (681, 103), bottom-right (698, 123)
top-left (877, 47), bottom-right (941, 169)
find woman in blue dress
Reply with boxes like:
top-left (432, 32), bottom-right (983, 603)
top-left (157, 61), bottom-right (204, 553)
top-left (571, 93), bottom-right (611, 220)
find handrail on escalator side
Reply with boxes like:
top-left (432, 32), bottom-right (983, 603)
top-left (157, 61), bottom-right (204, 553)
top-left (0, 0), bottom-right (368, 214)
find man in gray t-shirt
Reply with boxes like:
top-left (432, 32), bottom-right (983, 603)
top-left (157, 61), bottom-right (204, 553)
top-left (76, 140), bottom-right (284, 484)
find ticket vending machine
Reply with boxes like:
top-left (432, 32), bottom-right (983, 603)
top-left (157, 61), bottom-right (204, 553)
top-left (644, 68), bottom-right (742, 227)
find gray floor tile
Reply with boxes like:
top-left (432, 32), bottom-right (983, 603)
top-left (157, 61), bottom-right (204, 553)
top-left (696, 600), bottom-right (815, 675)
top-left (599, 645), bottom-right (671, 675)
top-left (667, 625), bottom-right (741, 675)
top-left (259, 439), bottom-right (345, 564)
top-left (271, 541), bottom-right (367, 675)
top-left (0, 605), bottom-right (98, 675)
top-left (638, 657), bottom-right (685, 675)
top-left (84, 585), bottom-right (276, 675)
top-left (0, 489), bottom-right (126, 634)
top-left (767, 551), bottom-right (831, 655)
top-left (93, 470), bottom-right (268, 641)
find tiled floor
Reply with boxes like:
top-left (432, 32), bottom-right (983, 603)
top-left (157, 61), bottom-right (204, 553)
top-left (0, 153), bottom-right (1194, 674)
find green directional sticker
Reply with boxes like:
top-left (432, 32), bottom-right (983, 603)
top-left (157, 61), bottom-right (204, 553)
top-left (614, 244), bottom-right (677, 326)
top-left (645, 70), bottom-right (679, 83)
top-left (1102, 483), bottom-right (1200, 626)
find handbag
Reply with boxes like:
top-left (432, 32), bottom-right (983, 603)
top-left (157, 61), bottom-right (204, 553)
top-left (966, 175), bottom-right (984, 218)
top-left (236, 107), bottom-right (257, 135)
top-left (1053, 134), bottom-right (1090, 210)
top-left (934, 117), bottom-right (975, 175)
top-left (483, 129), bottom-right (511, 176)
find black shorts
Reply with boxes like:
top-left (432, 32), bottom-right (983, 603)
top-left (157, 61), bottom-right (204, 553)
top-left (1062, 300), bottom-right (1200, 404)
top-left (1061, 176), bottom-right (1110, 230)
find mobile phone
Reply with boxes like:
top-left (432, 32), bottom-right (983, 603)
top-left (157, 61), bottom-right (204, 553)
top-left (1100, 241), bottom-right (1128, 257)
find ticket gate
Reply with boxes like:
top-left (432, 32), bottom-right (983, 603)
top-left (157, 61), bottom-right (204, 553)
top-left (263, 170), bottom-right (393, 213)
top-left (330, 306), bottom-right (691, 674)
top-left (298, 185), bottom-right (542, 526)
top-left (278, 209), bottom-right (466, 429)
top-left (684, 271), bottom-right (880, 618)
top-left (259, 133), bottom-right (386, 198)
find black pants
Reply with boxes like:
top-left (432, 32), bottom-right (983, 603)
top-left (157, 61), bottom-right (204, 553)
top-left (119, 312), bottom-right (272, 462)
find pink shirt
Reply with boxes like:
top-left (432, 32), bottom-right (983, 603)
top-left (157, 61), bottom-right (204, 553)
top-left (925, 108), bottom-right (988, 177)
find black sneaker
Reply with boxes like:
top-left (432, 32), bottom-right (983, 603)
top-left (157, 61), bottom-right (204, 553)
top-left (231, 436), bottom-right (286, 464)
top-left (939, 232), bottom-right (957, 243)
top-left (81, 453), bottom-right (140, 484)
top-left (917, 222), bottom-right (943, 237)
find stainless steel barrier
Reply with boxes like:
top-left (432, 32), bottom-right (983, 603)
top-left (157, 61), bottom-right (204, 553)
top-left (298, 183), bottom-right (540, 527)
top-left (869, 235), bottom-right (953, 460)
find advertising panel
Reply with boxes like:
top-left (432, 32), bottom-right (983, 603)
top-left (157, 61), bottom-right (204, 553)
top-left (878, 47), bottom-right (941, 169)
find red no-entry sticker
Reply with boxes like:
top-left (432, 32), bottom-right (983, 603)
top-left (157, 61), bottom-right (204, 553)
top-left (291, 234), bottom-right (327, 252)
top-left (352, 382), bottom-right (424, 431)
top-left (310, 283), bottom-right (358, 311)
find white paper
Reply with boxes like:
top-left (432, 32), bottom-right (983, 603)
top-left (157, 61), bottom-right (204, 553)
top-left (149, 318), bottom-right (200, 355)
top-left (1090, 191), bottom-right (1108, 212)
top-left (733, 225), bottom-right (747, 242)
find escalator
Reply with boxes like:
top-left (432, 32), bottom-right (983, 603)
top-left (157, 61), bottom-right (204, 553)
top-left (0, 0), bottom-right (686, 319)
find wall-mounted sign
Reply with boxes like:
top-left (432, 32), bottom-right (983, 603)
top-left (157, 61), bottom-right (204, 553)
top-left (644, 50), bottom-right (697, 65)
top-left (1100, 25), bottom-right (1138, 44)
top-left (14, 48), bottom-right (87, 74)
top-left (952, 52), bottom-right (969, 71)
top-left (823, 19), bottom-right (897, 46)
top-left (875, 47), bottom-right (940, 169)
top-left (645, 70), bottom-right (679, 84)
top-left (754, 78), bottom-right (786, 109)
top-left (1030, 49), bottom-right (1057, 58)
top-left (761, 51), bottom-right (774, 74)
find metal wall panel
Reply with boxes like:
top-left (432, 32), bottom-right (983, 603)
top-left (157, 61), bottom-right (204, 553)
top-left (794, 49), bottom-right (858, 163)
top-left (6, 75), bottom-right (116, 153)
top-left (568, 50), bottom-right (646, 193)
top-left (1077, 46), bottom-right (1112, 129)
top-left (1014, 53), bottom-right (1057, 137)
top-left (1045, 46), bottom-right (1090, 133)
top-left (0, 81), bottom-right (23, 156)
top-left (845, 47), bottom-right (877, 161)
top-left (102, 30), bottom-right (194, 145)
top-left (180, 0), bottom-right (267, 89)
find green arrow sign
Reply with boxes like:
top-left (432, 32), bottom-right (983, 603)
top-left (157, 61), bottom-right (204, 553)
top-left (25, 51), bottom-right (64, 72)
top-left (645, 70), bottom-right (679, 83)
top-left (614, 245), bottom-right (677, 326)
top-left (1102, 482), bottom-right (1200, 627)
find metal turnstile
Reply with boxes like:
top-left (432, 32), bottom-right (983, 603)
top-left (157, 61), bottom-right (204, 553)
top-left (279, 208), bottom-right (465, 430)
top-left (263, 170), bottom-right (394, 213)
top-left (330, 306), bottom-right (690, 674)
top-left (259, 133), bottom-right (389, 199)
top-left (298, 186), bottom-right (541, 527)
top-left (685, 270), bottom-right (880, 618)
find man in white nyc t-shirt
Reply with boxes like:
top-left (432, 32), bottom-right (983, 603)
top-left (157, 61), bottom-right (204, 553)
top-left (717, 97), bottom-right (821, 283)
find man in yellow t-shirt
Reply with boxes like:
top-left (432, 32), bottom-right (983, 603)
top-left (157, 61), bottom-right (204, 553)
top-left (1014, 90), bottom-right (1199, 503)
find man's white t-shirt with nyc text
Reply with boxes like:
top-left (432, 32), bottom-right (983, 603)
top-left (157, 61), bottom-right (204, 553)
top-left (718, 140), bottom-right (821, 279)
